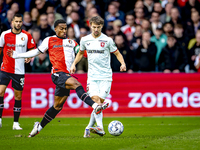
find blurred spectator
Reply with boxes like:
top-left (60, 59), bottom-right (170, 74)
top-left (160, 2), bottom-right (173, 24)
top-left (194, 53), bottom-right (200, 72)
top-left (70, 1), bottom-right (85, 20)
top-left (150, 11), bottom-right (162, 35)
top-left (67, 26), bottom-right (80, 43)
top-left (163, 22), bottom-right (174, 36)
top-left (186, 10), bottom-right (200, 39)
top-left (188, 30), bottom-right (200, 72)
top-left (141, 18), bottom-right (152, 35)
top-left (32, 0), bottom-right (50, 14)
top-left (68, 11), bottom-right (85, 39)
top-left (32, 51), bottom-right (52, 73)
top-left (111, 34), bottom-right (131, 72)
top-left (46, 5), bottom-right (63, 21)
top-left (38, 13), bottom-right (55, 40)
top-left (65, 5), bottom-right (73, 24)
top-left (121, 13), bottom-right (135, 41)
top-left (159, 35), bottom-right (188, 73)
top-left (174, 24), bottom-right (190, 52)
top-left (30, 8), bottom-right (40, 27)
top-left (31, 28), bottom-right (42, 47)
top-left (76, 26), bottom-right (88, 74)
top-left (129, 24), bottom-right (142, 51)
top-left (22, 11), bottom-right (36, 31)
top-left (134, 31), bottom-right (157, 72)
top-left (169, 7), bottom-right (183, 27)
top-left (151, 26), bottom-right (167, 71)
top-left (143, 0), bottom-right (154, 17)
top-left (10, 2), bottom-right (19, 14)
top-left (0, 0), bottom-right (9, 22)
top-left (84, 5), bottom-right (99, 28)
top-left (55, 0), bottom-right (70, 18)
top-left (2, 9), bottom-right (14, 29)
top-left (105, 25), bottom-right (114, 39)
top-left (181, 0), bottom-right (200, 22)
top-left (134, 8), bottom-right (145, 25)
top-left (113, 19), bottom-right (127, 43)
top-left (130, 0), bottom-right (148, 18)
top-left (104, 3), bottom-right (125, 27)
top-left (0, 17), bottom-right (7, 35)
top-left (153, 2), bottom-right (164, 15)
top-left (80, 0), bottom-right (101, 16)
top-left (47, 12), bottom-right (55, 31)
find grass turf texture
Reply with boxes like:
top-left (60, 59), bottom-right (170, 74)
top-left (0, 117), bottom-right (200, 150)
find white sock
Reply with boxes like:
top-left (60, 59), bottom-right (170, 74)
top-left (86, 110), bottom-right (96, 129)
top-left (0, 118), bottom-right (2, 123)
top-left (13, 122), bottom-right (19, 125)
top-left (38, 124), bottom-right (43, 132)
top-left (94, 112), bottom-right (103, 129)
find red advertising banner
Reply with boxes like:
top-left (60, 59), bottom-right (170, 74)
top-left (3, 73), bottom-right (200, 117)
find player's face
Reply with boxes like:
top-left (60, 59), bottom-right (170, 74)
top-left (91, 23), bottom-right (103, 37)
top-left (12, 17), bottom-right (23, 31)
top-left (55, 23), bottom-right (67, 38)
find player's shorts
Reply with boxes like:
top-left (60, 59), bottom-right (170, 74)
top-left (0, 70), bottom-right (24, 91)
top-left (51, 72), bottom-right (71, 97)
top-left (87, 80), bottom-right (112, 99)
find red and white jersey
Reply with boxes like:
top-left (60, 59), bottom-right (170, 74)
top-left (121, 24), bottom-right (135, 36)
top-left (0, 29), bottom-right (36, 74)
top-left (38, 35), bottom-right (79, 74)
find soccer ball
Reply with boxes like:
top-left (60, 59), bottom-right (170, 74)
top-left (108, 120), bottom-right (124, 136)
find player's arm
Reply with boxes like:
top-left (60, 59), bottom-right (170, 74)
top-left (70, 50), bottom-right (85, 74)
top-left (0, 47), bottom-right (2, 55)
top-left (7, 48), bottom-right (42, 59)
top-left (113, 50), bottom-right (126, 72)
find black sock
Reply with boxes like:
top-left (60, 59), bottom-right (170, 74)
top-left (76, 86), bottom-right (95, 107)
top-left (40, 106), bottom-right (60, 128)
top-left (13, 100), bottom-right (21, 122)
top-left (0, 97), bottom-right (3, 118)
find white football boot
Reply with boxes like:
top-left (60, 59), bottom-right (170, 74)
top-left (94, 105), bottom-right (103, 114)
top-left (83, 128), bottom-right (90, 138)
top-left (28, 122), bottom-right (40, 137)
top-left (102, 101), bottom-right (109, 110)
top-left (13, 122), bottom-right (22, 130)
top-left (0, 118), bottom-right (2, 128)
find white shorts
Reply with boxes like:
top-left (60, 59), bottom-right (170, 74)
top-left (87, 80), bottom-right (112, 99)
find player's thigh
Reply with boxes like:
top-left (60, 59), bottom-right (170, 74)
top-left (87, 80), bottom-right (99, 98)
top-left (54, 95), bottom-right (68, 109)
top-left (0, 71), bottom-right (11, 94)
top-left (99, 80), bottom-right (112, 100)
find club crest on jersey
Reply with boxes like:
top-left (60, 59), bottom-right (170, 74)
top-left (68, 40), bottom-right (72, 44)
top-left (101, 42), bottom-right (105, 47)
top-left (21, 37), bottom-right (25, 41)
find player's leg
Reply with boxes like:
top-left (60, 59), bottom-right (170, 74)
top-left (28, 95), bottom-right (68, 137)
top-left (0, 71), bottom-right (11, 128)
top-left (13, 89), bottom-right (23, 130)
top-left (12, 74), bottom-right (24, 130)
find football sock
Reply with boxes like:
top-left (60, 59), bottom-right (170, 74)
top-left (13, 100), bottom-right (21, 122)
top-left (76, 86), bottom-right (95, 107)
top-left (0, 97), bottom-right (3, 118)
top-left (40, 106), bottom-right (60, 128)
top-left (86, 110), bottom-right (96, 129)
top-left (94, 112), bottom-right (103, 129)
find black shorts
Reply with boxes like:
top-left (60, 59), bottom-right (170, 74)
top-left (0, 70), bottom-right (25, 91)
top-left (51, 72), bottom-right (71, 97)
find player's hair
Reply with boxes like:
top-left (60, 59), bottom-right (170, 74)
top-left (54, 19), bottom-right (66, 28)
top-left (12, 14), bottom-right (22, 21)
top-left (89, 16), bottom-right (104, 26)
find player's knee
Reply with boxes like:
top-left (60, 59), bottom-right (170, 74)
top-left (14, 95), bottom-right (22, 100)
top-left (54, 104), bottom-right (63, 111)
top-left (73, 81), bottom-right (82, 89)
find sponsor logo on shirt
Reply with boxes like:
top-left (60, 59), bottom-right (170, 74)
top-left (87, 50), bottom-right (104, 53)
top-left (7, 43), bottom-right (25, 47)
top-left (52, 44), bottom-right (73, 48)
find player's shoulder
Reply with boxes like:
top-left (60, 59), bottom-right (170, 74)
top-left (21, 29), bottom-right (32, 36)
top-left (81, 34), bottom-right (92, 41)
top-left (1, 29), bottom-right (12, 36)
top-left (100, 33), bottom-right (113, 42)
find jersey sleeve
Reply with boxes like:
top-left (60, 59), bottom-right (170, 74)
top-left (38, 37), bottom-right (50, 53)
top-left (27, 33), bottom-right (36, 50)
top-left (80, 37), bottom-right (86, 51)
top-left (73, 41), bottom-right (80, 54)
top-left (0, 32), bottom-right (5, 48)
top-left (109, 38), bottom-right (118, 53)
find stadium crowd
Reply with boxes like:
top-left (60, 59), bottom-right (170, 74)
top-left (0, 0), bottom-right (200, 73)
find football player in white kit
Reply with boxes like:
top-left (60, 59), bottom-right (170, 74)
top-left (70, 16), bottom-right (126, 137)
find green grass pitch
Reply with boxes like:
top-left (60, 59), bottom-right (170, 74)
top-left (1, 117), bottom-right (200, 150)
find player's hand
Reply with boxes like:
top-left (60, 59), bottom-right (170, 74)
top-left (120, 64), bottom-right (126, 72)
top-left (25, 58), bottom-right (31, 63)
top-left (7, 49), bottom-right (14, 58)
top-left (70, 64), bottom-right (76, 74)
